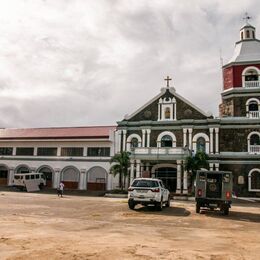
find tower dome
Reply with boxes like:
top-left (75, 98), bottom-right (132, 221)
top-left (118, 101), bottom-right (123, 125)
top-left (227, 22), bottom-right (260, 64)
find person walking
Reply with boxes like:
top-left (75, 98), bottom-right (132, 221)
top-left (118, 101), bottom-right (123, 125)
top-left (57, 182), bottom-right (65, 197)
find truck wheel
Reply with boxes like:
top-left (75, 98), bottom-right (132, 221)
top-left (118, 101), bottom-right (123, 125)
top-left (196, 203), bottom-right (200, 214)
top-left (223, 207), bottom-right (229, 216)
top-left (128, 199), bottom-right (135, 210)
top-left (165, 196), bottom-right (171, 207)
top-left (157, 198), bottom-right (163, 211)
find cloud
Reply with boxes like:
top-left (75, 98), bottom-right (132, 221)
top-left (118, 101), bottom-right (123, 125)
top-left (0, 0), bottom-right (259, 127)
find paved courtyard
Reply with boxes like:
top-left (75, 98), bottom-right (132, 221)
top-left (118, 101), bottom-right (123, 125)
top-left (0, 191), bottom-right (259, 260)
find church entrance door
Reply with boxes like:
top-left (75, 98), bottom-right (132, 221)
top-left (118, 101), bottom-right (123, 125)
top-left (155, 167), bottom-right (177, 192)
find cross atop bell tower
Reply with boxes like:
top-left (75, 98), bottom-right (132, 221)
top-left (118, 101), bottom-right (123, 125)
top-left (243, 12), bottom-right (251, 23)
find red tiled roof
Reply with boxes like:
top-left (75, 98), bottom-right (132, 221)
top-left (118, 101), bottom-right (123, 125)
top-left (0, 126), bottom-right (116, 140)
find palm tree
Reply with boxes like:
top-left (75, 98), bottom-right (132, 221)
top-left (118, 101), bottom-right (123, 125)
top-left (185, 150), bottom-right (209, 192)
top-left (110, 151), bottom-right (130, 190)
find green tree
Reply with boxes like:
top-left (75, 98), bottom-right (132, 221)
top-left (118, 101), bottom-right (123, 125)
top-left (185, 151), bottom-right (209, 190)
top-left (110, 151), bottom-right (130, 190)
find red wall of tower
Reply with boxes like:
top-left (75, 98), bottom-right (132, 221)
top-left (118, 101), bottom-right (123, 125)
top-left (223, 64), bottom-right (260, 90)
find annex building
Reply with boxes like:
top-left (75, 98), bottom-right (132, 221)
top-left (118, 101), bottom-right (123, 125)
top-left (0, 22), bottom-right (260, 196)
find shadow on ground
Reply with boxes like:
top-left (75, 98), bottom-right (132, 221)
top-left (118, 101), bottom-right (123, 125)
top-left (200, 209), bottom-right (260, 223)
top-left (133, 205), bottom-right (191, 217)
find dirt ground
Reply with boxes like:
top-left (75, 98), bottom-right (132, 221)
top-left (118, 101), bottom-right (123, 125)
top-left (0, 191), bottom-right (259, 260)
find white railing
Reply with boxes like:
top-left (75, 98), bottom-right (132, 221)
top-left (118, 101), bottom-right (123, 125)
top-left (244, 81), bottom-right (260, 88)
top-left (248, 111), bottom-right (260, 118)
top-left (133, 147), bottom-right (188, 156)
top-left (249, 145), bottom-right (260, 154)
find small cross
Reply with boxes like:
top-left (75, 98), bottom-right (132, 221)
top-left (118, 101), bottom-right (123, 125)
top-left (243, 12), bottom-right (252, 23)
top-left (164, 76), bottom-right (172, 88)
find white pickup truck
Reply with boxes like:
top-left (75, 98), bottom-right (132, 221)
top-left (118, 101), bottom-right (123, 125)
top-left (128, 178), bottom-right (171, 211)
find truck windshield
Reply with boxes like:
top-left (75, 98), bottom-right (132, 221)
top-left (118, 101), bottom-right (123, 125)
top-left (223, 173), bottom-right (230, 183)
top-left (132, 180), bottom-right (159, 188)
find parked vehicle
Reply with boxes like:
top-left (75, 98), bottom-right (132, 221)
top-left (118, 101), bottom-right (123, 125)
top-left (195, 170), bottom-right (233, 215)
top-left (128, 178), bottom-right (171, 211)
top-left (13, 172), bottom-right (46, 190)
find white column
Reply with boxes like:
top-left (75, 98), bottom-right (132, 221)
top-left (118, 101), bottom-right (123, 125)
top-left (183, 170), bottom-right (188, 194)
top-left (209, 128), bottom-right (214, 154)
top-left (117, 130), bottom-right (122, 153)
top-left (146, 129), bottom-right (151, 147)
top-left (209, 163), bottom-right (214, 171)
top-left (136, 160), bottom-right (141, 178)
top-left (142, 129), bottom-right (146, 147)
top-left (176, 160), bottom-right (182, 194)
top-left (83, 147), bottom-right (87, 157)
top-left (183, 128), bottom-right (187, 147)
top-left (79, 169), bottom-right (86, 190)
top-left (215, 163), bottom-right (219, 171)
top-left (174, 103), bottom-right (177, 120)
top-left (130, 160), bottom-right (135, 183)
top-left (33, 147), bottom-right (37, 156)
top-left (57, 147), bottom-right (61, 156)
top-left (170, 106), bottom-right (173, 120)
top-left (188, 128), bottom-right (193, 150)
top-left (53, 168), bottom-right (61, 188)
top-left (122, 130), bottom-right (127, 151)
top-left (158, 102), bottom-right (161, 120)
top-left (12, 147), bottom-right (16, 156)
top-left (215, 128), bottom-right (219, 154)
top-left (8, 167), bottom-right (15, 186)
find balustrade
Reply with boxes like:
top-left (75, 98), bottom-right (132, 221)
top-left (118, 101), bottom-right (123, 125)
top-left (249, 145), bottom-right (260, 154)
top-left (244, 81), bottom-right (260, 88)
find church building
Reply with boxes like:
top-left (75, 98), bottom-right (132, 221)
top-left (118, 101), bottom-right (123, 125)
top-left (116, 21), bottom-right (260, 196)
top-left (0, 21), bottom-right (259, 196)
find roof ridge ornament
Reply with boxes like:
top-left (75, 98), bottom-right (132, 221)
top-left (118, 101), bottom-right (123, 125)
top-left (164, 76), bottom-right (172, 88)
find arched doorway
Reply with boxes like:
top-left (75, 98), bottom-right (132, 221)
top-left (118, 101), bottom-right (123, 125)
top-left (61, 166), bottom-right (79, 189)
top-left (153, 165), bottom-right (177, 192)
top-left (38, 166), bottom-right (54, 188)
top-left (15, 165), bottom-right (30, 173)
top-left (87, 166), bottom-right (107, 191)
top-left (0, 165), bottom-right (8, 185)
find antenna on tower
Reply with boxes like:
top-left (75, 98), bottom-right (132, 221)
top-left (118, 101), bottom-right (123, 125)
top-left (219, 48), bottom-right (223, 67)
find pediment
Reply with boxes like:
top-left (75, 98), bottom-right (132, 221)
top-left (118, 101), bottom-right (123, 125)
top-left (122, 87), bottom-right (211, 122)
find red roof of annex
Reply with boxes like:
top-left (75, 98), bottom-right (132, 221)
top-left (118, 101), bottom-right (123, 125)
top-left (0, 126), bottom-right (116, 140)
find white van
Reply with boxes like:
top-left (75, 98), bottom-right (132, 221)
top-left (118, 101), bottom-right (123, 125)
top-left (13, 172), bottom-right (46, 190)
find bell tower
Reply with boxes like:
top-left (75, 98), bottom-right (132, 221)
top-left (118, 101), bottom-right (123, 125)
top-left (219, 15), bottom-right (260, 118)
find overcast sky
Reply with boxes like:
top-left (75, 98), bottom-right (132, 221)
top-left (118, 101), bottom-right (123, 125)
top-left (0, 0), bottom-right (259, 128)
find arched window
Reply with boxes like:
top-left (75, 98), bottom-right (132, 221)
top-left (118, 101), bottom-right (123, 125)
top-left (248, 132), bottom-right (260, 154)
top-left (249, 169), bottom-right (260, 191)
top-left (16, 166), bottom-right (30, 173)
top-left (248, 101), bottom-right (258, 111)
top-left (161, 135), bottom-right (173, 147)
top-left (126, 134), bottom-right (141, 151)
top-left (245, 69), bottom-right (258, 82)
top-left (196, 137), bottom-right (206, 152)
top-left (246, 98), bottom-right (260, 118)
top-left (250, 134), bottom-right (260, 145)
top-left (246, 30), bottom-right (250, 38)
top-left (131, 137), bottom-right (139, 148)
top-left (241, 31), bottom-right (244, 40)
top-left (243, 67), bottom-right (259, 88)
top-left (252, 31), bottom-right (255, 39)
